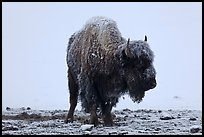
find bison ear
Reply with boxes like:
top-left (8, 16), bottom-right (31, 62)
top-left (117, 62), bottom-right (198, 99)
top-left (144, 35), bottom-right (147, 42)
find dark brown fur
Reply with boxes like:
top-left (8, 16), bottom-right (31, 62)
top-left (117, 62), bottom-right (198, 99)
top-left (65, 16), bottom-right (157, 126)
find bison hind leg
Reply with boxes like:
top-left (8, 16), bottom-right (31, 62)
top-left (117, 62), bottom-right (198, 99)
top-left (65, 68), bottom-right (79, 123)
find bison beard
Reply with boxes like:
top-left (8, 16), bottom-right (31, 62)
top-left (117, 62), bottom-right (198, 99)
top-left (65, 16), bottom-right (157, 126)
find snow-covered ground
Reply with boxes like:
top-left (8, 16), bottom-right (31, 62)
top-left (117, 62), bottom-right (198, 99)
top-left (2, 107), bottom-right (202, 135)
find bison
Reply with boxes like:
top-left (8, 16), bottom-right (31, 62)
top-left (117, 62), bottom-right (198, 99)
top-left (65, 16), bottom-right (157, 126)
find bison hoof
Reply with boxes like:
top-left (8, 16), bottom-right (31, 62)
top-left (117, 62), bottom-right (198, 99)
top-left (90, 116), bottom-right (99, 127)
top-left (104, 121), bottom-right (114, 127)
top-left (103, 116), bottom-right (114, 126)
top-left (64, 117), bottom-right (74, 124)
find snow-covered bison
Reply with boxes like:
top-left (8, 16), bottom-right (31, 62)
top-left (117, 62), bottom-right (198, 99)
top-left (65, 16), bottom-right (157, 126)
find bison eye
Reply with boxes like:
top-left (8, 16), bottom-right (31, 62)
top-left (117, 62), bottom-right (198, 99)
top-left (143, 60), bottom-right (151, 68)
top-left (136, 60), bottom-right (151, 72)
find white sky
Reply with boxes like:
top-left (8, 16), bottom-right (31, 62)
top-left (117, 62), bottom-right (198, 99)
top-left (2, 2), bottom-right (202, 111)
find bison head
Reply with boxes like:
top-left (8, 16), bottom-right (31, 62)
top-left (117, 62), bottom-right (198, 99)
top-left (116, 36), bottom-right (157, 103)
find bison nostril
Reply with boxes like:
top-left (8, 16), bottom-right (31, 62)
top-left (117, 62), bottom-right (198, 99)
top-left (151, 79), bottom-right (157, 88)
top-left (147, 78), bottom-right (156, 89)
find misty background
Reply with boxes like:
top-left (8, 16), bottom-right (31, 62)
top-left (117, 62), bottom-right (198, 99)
top-left (2, 2), bottom-right (202, 111)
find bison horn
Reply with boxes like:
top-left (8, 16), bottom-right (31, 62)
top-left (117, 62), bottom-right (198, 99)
top-left (127, 38), bottom-right (130, 46)
top-left (125, 38), bottom-right (134, 58)
top-left (144, 35), bottom-right (147, 42)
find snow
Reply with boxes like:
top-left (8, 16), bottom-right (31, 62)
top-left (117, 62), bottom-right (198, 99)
top-left (2, 108), bottom-right (202, 135)
top-left (80, 124), bottom-right (94, 131)
top-left (84, 16), bottom-right (116, 31)
top-left (190, 125), bottom-right (202, 133)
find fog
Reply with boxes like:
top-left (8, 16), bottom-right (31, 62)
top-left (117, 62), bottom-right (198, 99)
top-left (2, 2), bottom-right (202, 111)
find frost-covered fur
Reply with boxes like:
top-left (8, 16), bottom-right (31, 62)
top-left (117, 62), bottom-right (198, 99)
top-left (65, 16), bottom-right (157, 126)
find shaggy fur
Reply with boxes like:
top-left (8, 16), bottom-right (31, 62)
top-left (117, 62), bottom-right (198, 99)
top-left (65, 16), bottom-right (157, 126)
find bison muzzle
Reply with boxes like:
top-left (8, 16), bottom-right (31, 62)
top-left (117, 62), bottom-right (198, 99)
top-left (65, 16), bottom-right (157, 126)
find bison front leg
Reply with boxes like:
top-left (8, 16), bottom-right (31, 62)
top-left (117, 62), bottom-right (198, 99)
top-left (102, 102), bottom-right (114, 126)
top-left (90, 104), bottom-right (99, 126)
top-left (86, 86), bottom-right (99, 126)
top-left (65, 69), bottom-right (79, 123)
top-left (79, 74), bottom-right (100, 126)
